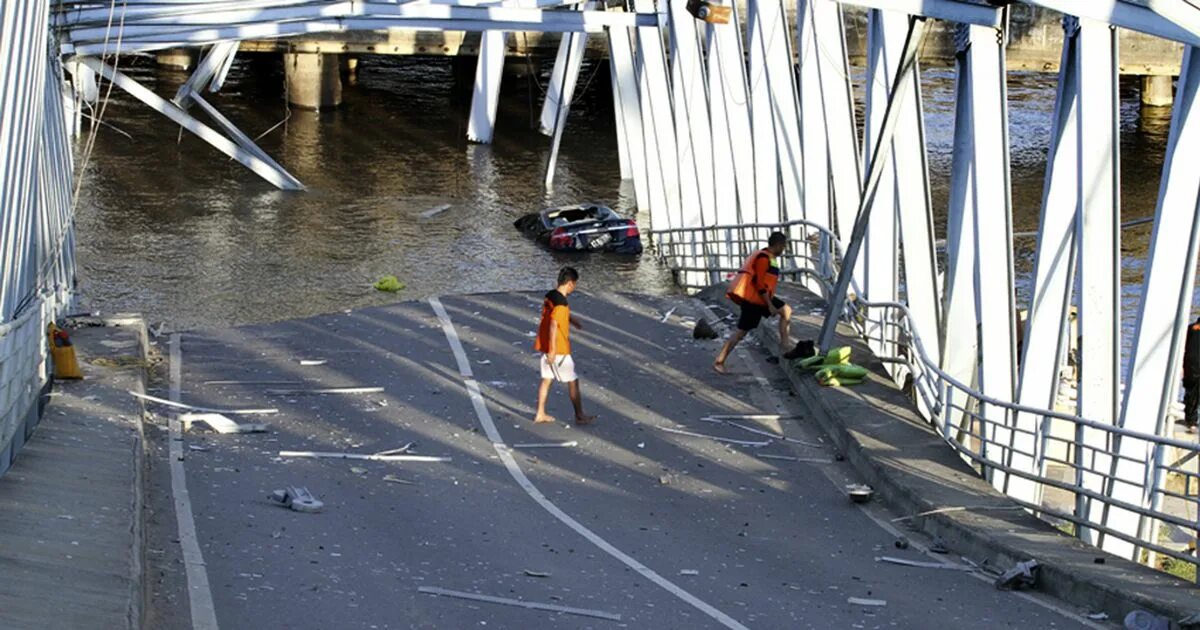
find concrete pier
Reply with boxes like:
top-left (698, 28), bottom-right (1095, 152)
top-left (154, 48), bottom-right (197, 71)
top-left (284, 52), bottom-right (343, 110)
top-left (1142, 74), bottom-right (1176, 107)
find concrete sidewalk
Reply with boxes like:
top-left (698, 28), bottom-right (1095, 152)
top-left (0, 321), bottom-right (149, 630)
top-left (718, 283), bottom-right (1200, 624)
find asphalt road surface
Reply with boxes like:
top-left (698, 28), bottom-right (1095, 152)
top-left (142, 292), bottom-right (1102, 629)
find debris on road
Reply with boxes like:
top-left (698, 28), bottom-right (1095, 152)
top-left (1087, 612), bottom-right (1109, 621)
top-left (130, 391), bottom-right (278, 415)
top-left (847, 597), bottom-right (887, 607)
top-left (875, 556), bottom-right (973, 571)
top-left (268, 487), bottom-right (324, 513)
top-left (702, 414), bottom-right (804, 422)
top-left (512, 441), bottom-right (578, 449)
top-left (298, 359), bottom-right (327, 366)
top-left (846, 484), bottom-right (874, 503)
top-left (660, 307), bottom-right (677, 323)
top-left (203, 380), bottom-right (303, 386)
top-left (658, 426), bottom-right (770, 447)
top-left (374, 275), bottom-right (406, 292)
top-left (679, 569), bottom-right (700, 576)
top-left (994, 559), bottom-right (1039, 591)
top-left (693, 319), bottom-right (719, 340)
top-left (278, 450), bottom-right (450, 463)
top-left (756, 454), bottom-right (833, 464)
top-left (894, 537), bottom-right (909, 550)
top-left (523, 570), bottom-right (551, 578)
top-left (181, 412), bottom-right (269, 434)
top-left (1123, 610), bottom-right (1169, 630)
top-left (264, 386), bottom-right (385, 395)
top-left (420, 203), bottom-right (452, 219)
top-left (381, 474), bottom-right (416, 485)
top-left (350, 466), bottom-right (368, 475)
top-left (417, 586), bottom-right (622, 622)
top-left (724, 421), bottom-right (823, 447)
top-left (187, 444), bottom-right (210, 452)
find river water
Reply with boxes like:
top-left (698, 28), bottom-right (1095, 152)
top-left (75, 55), bottom-right (1177, 338)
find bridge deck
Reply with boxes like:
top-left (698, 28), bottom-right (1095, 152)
top-left (143, 292), bottom-right (1091, 629)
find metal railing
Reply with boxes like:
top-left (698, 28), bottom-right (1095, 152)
top-left (651, 221), bottom-right (1200, 573)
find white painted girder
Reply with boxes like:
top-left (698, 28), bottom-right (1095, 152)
top-left (705, 2), bottom-right (756, 226)
top-left (1106, 45), bottom-right (1200, 560)
top-left (1074, 18), bottom-right (1122, 544)
top-left (607, 27), bottom-right (650, 210)
top-left (467, 30), bottom-right (506, 143)
top-left (668, 0), bottom-right (713, 229)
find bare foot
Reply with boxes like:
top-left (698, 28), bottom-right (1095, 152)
top-left (575, 414), bottom-right (597, 426)
top-left (533, 415), bottom-right (557, 424)
top-left (712, 362), bottom-right (727, 374)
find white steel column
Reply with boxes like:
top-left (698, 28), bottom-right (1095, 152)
top-left (967, 21), bottom-right (1019, 494)
top-left (754, 0), bottom-right (804, 226)
top-left (540, 16), bottom-right (590, 136)
top-left (706, 3), bottom-right (755, 225)
top-left (1074, 18), bottom-right (1121, 542)
top-left (467, 30), bottom-right (507, 143)
top-left (796, 0), bottom-right (830, 232)
top-left (1017, 17), bottom-right (1081, 513)
top-left (609, 55), bottom-right (634, 181)
top-left (608, 27), bottom-right (650, 211)
top-left (668, 0), bottom-right (713, 229)
top-left (861, 10), bottom-right (903, 358)
top-left (633, 0), bottom-right (682, 231)
top-left (811, 0), bottom-right (862, 243)
top-left (941, 33), bottom-right (979, 436)
top-left (1107, 46), bottom-right (1200, 560)
top-left (745, 0), bottom-right (781, 223)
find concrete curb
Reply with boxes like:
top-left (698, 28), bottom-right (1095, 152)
top-left (703, 286), bottom-right (1200, 626)
top-left (68, 314), bottom-right (152, 630)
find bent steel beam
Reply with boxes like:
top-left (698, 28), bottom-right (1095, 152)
top-left (76, 57), bottom-right (305, 191)
top-left (818, 15), bottom-right (926, 352)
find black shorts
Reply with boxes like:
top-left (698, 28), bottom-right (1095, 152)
top-left (737, 297), bottom-right (786, 331)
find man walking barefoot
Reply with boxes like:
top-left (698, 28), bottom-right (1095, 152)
top-left (533, 267), bottom-right (596, 425)
top-left (714, 232), bottom-right (807, 374)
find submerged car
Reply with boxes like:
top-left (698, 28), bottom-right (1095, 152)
top-left (513, 204), bottom-right (643, 254)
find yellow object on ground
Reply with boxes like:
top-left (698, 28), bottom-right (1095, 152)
top-left (798, 346), bottom-right (854, 370)
top-left (47, 323), bottom-right (82, 380)
top-left (374, 275), bottom-right (406, 292)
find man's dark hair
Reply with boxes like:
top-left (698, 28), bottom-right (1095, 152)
top-left (558, 266), bottom-right (580, 285)
top-left (768, 231), bottom-right (788, 247)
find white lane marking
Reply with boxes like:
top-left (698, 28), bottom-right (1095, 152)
top-left (169, 334), bottom-right (220, 630)
top-left (695, 301), bottom-right (1103, 629)
top-left (428, 298), bottom-right (749, 630)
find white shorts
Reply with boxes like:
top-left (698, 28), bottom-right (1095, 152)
top-left (540, 354), bottom-right (578, 383)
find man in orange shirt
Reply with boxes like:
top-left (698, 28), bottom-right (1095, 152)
top-left (534, 267), bottom-right (596, 425)
top-left (714, 232), bottom-right (804, 373)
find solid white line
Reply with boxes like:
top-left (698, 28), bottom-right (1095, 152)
top-left (169, 334), bottom-right (220, 630)
top-left (428, 298), bottom-right (749, 630)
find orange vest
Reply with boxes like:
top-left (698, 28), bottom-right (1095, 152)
top-left (727, 250), bottom-right (778, 307)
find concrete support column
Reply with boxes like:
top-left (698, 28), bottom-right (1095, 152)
top-left (155, 48), bottom-right (198, 71)
top-left (284, 53), bottom-right (343, 110)
top-left (1141, 74), bottom-right (1174, 107)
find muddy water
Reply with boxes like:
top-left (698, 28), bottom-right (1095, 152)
top-left (75, 55), bottom-right (1178, 343)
